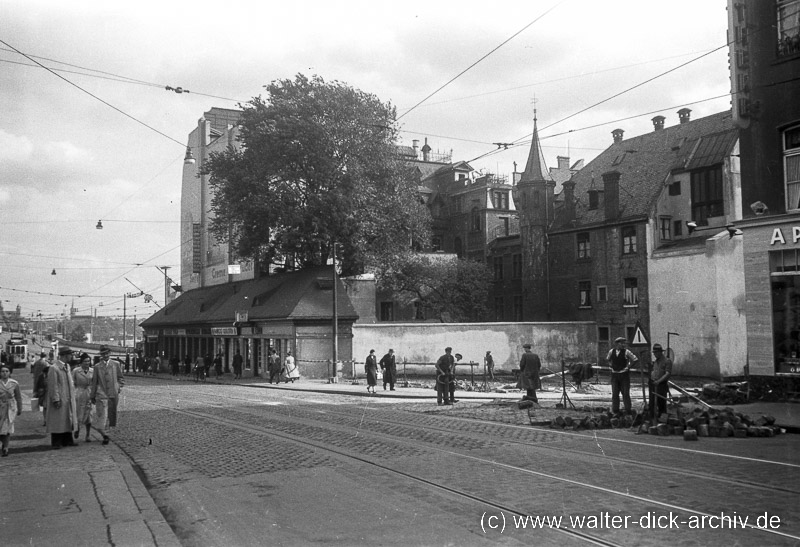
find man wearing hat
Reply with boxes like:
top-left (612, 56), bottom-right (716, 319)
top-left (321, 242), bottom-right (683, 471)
top-left (649, 343), bottom-right (672, 419)
top-left (484, 350), bottom-right (495, 381)
top-left (606, 337), bottom-right (638, 415)
top-left (519, 343), bottom-right (541, 402)
top-left (90, 345), bottom-right (125, 445)
top-left (435, 347), bottom-right (456, 405)
top-left (45, 346), bottom-right (78, 449)
top-left (31, 351), bottom-right (49, 399)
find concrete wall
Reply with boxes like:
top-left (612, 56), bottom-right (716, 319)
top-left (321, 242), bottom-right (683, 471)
top-left (649, 232), bottom-right (746, 378)
top-left (352, 322), bottom-right (596, 377)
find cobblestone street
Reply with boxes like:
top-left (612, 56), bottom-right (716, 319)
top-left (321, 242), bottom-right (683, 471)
top-left (102, 377), bottom-right (800, 546)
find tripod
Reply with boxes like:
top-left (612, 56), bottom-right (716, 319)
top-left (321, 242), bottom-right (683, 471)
top-left (557, 359), bottom-right (576, 410)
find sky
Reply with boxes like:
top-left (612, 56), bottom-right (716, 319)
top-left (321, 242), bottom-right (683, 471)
top-left (0, 0), bottom-right (733, 325)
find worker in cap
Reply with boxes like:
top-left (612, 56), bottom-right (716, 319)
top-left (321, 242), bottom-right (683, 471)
top-left (648, 343), bottom-right (672, 419)
top-left (519, 343), bottom-right (541, 403)
top-left (606, 336), bottom-right (638, 415)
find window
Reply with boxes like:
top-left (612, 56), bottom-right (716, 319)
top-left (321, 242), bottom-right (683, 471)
top-left (597, 285), bottom-right (608, 302)
top-left (431, 236), bottom-right (442, 251)
top-left (673, 220), bottom-right (683, 237)
top-left (493, 256), bottom-right (504, 280)
top-left (579, 281), bottom-right (591, 307)
top-left (624, 278), bottom-right (639, 306)
top-left (690, 166), bottom-right (724, 224)
top-left (771, 249), bottom-right (800, 372)
top-left (513, 295), bottom-right (523, 321)
top-left (777, 0), bottom-right (800, 58)
top-left (668, 180), bottom-right (681, 195)
top-left (493, 191), bottom-right (508, 210)
top-left (784, 125), bottom-right (800, 210)
top-left (471, 207), bottom-right (481, 232)
top-left (598, 326), bottom-right (610, 343)
top-left (502, 217), bottom-right (510, 236)
top-left (577, 232), bottom-right (591, 259)
top-left (494, 297), bottom-right (504, 321)
top-left (621, 226), bottom-right (638, 254)
top-left (512, 254), bottom-right (522, 278)
top-left (380, 302), bottom-right (394, 321)
top-left (660, 217), bottom-right (672, 241)
top-left (588, 190), bottom-right (599, 210)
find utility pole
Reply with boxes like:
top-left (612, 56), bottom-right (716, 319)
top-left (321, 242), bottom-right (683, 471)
top-left (158, 266), bottom-right (171, 306)
top-left (332, 241), bottom-right (339, 379)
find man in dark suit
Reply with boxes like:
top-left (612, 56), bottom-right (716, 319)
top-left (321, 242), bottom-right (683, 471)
top-left (379, 349), bottom-right (396, 391)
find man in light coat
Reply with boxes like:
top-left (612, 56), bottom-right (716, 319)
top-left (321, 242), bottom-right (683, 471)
top-left (45, 346), bottom-right (78, 449)
top-left (90, 345), bottom-right (124, 445)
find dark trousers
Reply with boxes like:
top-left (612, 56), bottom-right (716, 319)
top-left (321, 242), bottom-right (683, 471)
top-left (51, 432), bottom-right (75, 447)
top-left (525, 388), bottom-right (538, 402)
top-left (649, 380), bottom-right (669, 418)
top-left (610, 372), bottom-right (632, 414)
top-left (269, 370), bottom-right (280, 383)
top-left (437, 375), bottom-right (454, 404)
top-left (383, 370), bottom-right (395, 390)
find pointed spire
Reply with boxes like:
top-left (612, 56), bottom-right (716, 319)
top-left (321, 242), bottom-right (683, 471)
top-left (518, 108), bottom-right (551, 184)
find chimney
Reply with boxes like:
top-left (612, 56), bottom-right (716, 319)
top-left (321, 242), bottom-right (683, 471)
top-left (652, 115), bottom-right (665, 131)
top-left (678, 108), bottom-right (692, 124)
top-left (602, 171), bottom-right (621, 220)
top-left (562, 179), bottom-right (576, 222)
top-left (612, 128), bottom-right (625, 144)
top-left (557, 156), bottom-right (570, 169)
top-left (412, 139), bottom-right (419, 157)
top-left (421, 137), bottom-right (431, 162)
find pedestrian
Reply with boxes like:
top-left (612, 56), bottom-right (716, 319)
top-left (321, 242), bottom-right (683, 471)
top-left (72, 353), bottom-right (94, 442)
top-left (194, 355), bottom-right (206, 382)
top-left (170, 355), bottom-right (180, 376)
top-left (184, 354), bottom-right (192, 376)
top-left (124, 351), bottom-right (131, 374)
top-left (519, 343), bottom-right (542, 403)
top-left (0, 363), bottom-right (23, 457)
top-left (606, 337), bottom-right (638, 415)
top-left (34, 360), bottom-right (49, 424)
top-left (232, 350), bottom-right (243, 379)
top-left (90, 345), bottom-right (124, 446)
top-left (365, 349), bottom-right (378, 393)
top-left (284, 350), bottom-right (299, 383)
top-left (31, 351), bottom-right (48, 397)
top-left (203, 353), bottom-right (211, 379)
top-left (267, 349), bottom-right (280, 384)
top-left (485, 350), bottom-right (495, 381)
top-left (46, 346), bottom-right (78, 449)
top-left (214, 352), bottom-right (224, 378)
top-left (648, 343), bottom-right (673, 419)
top-left (435, 347), bottom-right (455, 405)
top-left (379, 349), bottom-right (396, 391)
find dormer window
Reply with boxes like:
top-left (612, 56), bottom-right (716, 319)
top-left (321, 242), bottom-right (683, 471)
top-left (588, 190), bottom-right (599, 210)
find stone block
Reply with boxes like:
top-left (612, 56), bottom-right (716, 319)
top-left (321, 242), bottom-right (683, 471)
top-left (698, 424), bottom-right (709, 437)
top-left (673, 426), bottom-right (684, 436)
top-left (648, 426), bottom-right (658, 435)
top-left (518, 400), bottom-right (534, 410)
top-left (734, 428), bottom-right (747, 438)
top-left (683, 429), bottom-right (698, 441)
top-left (657, 423), bottom-right (670, 436)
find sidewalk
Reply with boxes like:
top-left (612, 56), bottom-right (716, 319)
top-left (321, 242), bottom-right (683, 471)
top-left (0, 383), bottom-right (181, 547)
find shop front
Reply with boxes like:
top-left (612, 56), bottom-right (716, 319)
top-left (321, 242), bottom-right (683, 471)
top-left (743, 216), bottom-right (800, 376)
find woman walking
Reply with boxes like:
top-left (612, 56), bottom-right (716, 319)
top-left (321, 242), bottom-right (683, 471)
top-left (365, 349), bottom-right (378, 394)
top-left (0, 363), bottom-right (23, 457)
top-left (72, 353), bottom-right (94, 442)
top-left (283, 350), bottom-right (299, 383)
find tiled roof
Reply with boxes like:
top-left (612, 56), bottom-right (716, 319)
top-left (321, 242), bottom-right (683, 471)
top-left (552, 111), bottom-right (736, 230)
top-left (140, 266), bottom-right (358, 328)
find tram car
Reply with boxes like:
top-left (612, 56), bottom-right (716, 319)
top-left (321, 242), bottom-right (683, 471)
top-left (4, 333), bottom-right (28, 369)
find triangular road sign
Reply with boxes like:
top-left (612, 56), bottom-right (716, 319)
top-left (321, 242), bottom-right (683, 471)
top-left (631, 326), bottom-right (649, 346)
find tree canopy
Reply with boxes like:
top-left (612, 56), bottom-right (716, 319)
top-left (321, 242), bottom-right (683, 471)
top-left (204, 74), bottom-right (430, 276)
top-left (375, 252), bottom-right (493, 323)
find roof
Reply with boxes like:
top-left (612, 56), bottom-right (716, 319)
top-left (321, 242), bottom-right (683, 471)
top-left (140, 266), bottom-right (358, 328)
top-left (552, 110), bottom-right (737, 230)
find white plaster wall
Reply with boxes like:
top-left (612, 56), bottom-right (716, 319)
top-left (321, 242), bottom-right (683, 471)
top-left (352, 322), bottom-right (596, 375)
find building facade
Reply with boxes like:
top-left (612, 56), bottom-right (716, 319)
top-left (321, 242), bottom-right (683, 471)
top-left (731, 0), bottom-right (800, 377)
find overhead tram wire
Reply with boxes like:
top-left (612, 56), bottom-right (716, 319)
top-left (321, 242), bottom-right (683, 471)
top-left (396, 1), bottom-right (565, 121)
top-left (467, 6), bottom-right (800, 165)
top-left (0, 47), bottom-right (243, 103)
top-left (0, 39), bottom-right (186, 149)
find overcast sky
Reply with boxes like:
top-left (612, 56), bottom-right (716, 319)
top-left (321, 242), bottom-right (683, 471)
top-left (0, 0), bottom-right (732, 322)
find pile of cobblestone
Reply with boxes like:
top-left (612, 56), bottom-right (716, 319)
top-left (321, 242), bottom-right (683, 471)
top-left (638, 406), bottom-right (786, 440)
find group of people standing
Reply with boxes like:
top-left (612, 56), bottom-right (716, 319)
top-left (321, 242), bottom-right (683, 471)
top-left (364, 349), bottom-right (396, 393)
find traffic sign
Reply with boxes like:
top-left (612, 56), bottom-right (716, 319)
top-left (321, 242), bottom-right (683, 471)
top-left (630, 325), bottom-right (649, 346)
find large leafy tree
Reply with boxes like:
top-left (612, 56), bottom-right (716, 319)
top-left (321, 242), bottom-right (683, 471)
top-left (204, 74), bottom-right (430, 276)
top-left (375, 252), bottom-right (493, 322)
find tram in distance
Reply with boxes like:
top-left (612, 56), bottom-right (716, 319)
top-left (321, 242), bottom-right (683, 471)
top-left (4, 333), bottom-right (28, 369)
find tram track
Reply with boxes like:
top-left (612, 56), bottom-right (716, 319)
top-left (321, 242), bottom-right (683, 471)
top-left (123, 386), bottom-right (800, 545)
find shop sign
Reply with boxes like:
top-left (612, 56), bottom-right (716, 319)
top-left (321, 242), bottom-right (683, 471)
top-left (147, 335), bottom-right (158, 342)
top-left (770, 227), bottom-right (800, 245)
top-left (240, 326), bottom-right (262, 335)
top-left (212, 327), bottom-right (238, 336)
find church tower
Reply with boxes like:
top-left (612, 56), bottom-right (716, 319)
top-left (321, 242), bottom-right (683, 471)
top-left (512, 110), bottom-right (555, 320)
